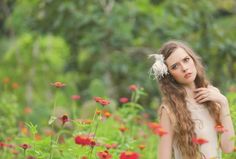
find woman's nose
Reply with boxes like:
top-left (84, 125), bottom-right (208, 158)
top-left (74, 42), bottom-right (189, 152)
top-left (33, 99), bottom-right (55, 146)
top-left (181, 63), bottom-right (188, 72)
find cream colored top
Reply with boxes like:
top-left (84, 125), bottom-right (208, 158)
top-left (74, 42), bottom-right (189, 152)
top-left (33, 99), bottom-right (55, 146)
top-left (161, 100), bottom-right (221, 159)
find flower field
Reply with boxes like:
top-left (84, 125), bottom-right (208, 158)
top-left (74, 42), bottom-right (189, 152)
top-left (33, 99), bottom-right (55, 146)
top-left (1, 80), bottom-right (236, 159)
top-left (0, 80), bottom-right (161, 159)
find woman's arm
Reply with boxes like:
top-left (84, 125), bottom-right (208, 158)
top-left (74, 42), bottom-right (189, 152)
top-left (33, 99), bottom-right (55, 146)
top-left (218, 96), bottom-right (235, 153)
top-left (158, 107), bottom-right (173, 159)
top-left (194, 86), bottom-right (235, 153)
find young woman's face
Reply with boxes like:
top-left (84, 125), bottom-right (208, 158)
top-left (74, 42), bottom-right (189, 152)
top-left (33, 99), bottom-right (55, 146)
top-left (165, 47), bottom-right (197, 86)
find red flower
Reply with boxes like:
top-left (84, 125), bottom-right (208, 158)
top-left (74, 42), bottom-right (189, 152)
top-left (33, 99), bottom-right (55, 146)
top-left (129, 85), bottom-right (138, 91)
top-left (81, 156), bottom-right (88, 159)
top-left (154, 128), bottom-right (168, 137)
top-left (51, 82), bottom-right (65, 88)
top-left (71, 95), bottom-right (81, 100)
top-left (59, 114), bottom-right (69, 125)
top-left (120, 151), bottom-right (139, 159)
top-left (138, 144), bottom-right (145, 150)
top-left (27, 156), bottom-right (36, 159)
top-left (94, 97), bottom-right (103, 102)
top-left (0, 142), bottom-right (6, 148)
top-left (119, 97), bottom-right (129, 103)
top-left (103, 111), bottom-right (111, 118)
top-left (104, 143), bottom-right (118, 149)
top-left (74, 135), bottom-right (96, 147)
top-left (97, 150), bottom-right (112, 159)
top-left (99, 99), bottom-right (110, 106)
top-left (20, 144), bottom-right (31, 150)
top-left (147, 122), bottom-right (161, 131)
top-left (215, 125), bottom-right (227, 133)
top-left (119, 125), bottom-right (128, 133)
top-left (94, 97), bottom-right (110, 106)
top-left (192, 137), bottom-right (208, 145)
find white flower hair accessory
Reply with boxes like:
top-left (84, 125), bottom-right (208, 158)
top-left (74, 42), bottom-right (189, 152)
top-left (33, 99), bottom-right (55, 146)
top-left (148, 54), bottom-right (169, 80)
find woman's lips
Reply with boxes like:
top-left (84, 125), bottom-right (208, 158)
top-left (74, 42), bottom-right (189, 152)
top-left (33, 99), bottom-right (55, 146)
top-left (184, 73), bottom-right (192, 79)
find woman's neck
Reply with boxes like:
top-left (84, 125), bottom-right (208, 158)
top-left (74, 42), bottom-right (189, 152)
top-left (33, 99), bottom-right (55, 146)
top-left (184, 82), bottom-right (196, 99)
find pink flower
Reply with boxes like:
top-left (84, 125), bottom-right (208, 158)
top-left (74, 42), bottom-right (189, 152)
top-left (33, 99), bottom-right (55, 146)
top-left (71, 95), bottom-right (81, 101)
top-left (215, 125), bottom-right (228, 133)
top-left (94, 97), bottom-right (110, 106)
top-left (97, 150), bottom-right (112, 159)
top-left (119, 97), bottom-right (129, 103)
top-left (129, 85), bottom-right (138, 91)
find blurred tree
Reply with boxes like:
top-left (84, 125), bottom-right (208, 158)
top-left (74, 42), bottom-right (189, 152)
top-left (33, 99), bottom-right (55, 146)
top-left (1, 0), bottom-right (236, 108)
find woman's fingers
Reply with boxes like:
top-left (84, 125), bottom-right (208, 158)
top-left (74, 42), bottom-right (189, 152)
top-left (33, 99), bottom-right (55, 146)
top-left (194, 90), bottom-right (208, 99)
top-left (197, 97), bottom-right (208, 103)
top-left (195, 93), bottom-right (208, 103)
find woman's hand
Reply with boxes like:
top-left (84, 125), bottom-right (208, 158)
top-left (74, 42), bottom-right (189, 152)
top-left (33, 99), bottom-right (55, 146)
top-left (194, 85), bottom-right (227, 105)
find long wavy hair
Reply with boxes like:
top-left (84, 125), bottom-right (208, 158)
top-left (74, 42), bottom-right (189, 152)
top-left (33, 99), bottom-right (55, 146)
top-left (158, 41), bottom-right (221, 159)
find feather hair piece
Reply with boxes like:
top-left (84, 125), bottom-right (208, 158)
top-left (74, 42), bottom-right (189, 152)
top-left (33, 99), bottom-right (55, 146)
top-left (148, 54), bottom-right (169, 80)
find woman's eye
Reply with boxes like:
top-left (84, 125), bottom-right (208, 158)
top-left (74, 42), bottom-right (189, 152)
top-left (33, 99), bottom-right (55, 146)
top-left (171, 64), bottom-right (178, 70)
top-left (184, 57), bottom-right (190, 62)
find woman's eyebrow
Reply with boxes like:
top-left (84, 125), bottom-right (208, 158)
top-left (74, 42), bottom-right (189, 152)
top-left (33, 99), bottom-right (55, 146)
top-left (170, 56), bottom-right (189, 68)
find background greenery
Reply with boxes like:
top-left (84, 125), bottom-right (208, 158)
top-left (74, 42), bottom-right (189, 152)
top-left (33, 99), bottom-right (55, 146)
top-left (0, 0), bottom-right (236, 158)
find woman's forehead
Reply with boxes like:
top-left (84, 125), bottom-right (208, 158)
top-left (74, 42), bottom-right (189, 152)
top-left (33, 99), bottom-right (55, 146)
top-left (166, 47), bottom-right (189, 66)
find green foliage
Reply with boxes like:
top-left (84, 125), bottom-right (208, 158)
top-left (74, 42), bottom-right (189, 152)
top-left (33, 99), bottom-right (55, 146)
top-left (0, 92), bottom-right (19, 140)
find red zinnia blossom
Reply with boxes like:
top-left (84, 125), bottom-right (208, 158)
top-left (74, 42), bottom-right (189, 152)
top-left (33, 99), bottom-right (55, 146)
top-left (0, 142), bottom-right (6, 148)
top-left (215, 125), bottom-right (227, 133)
top-left (119, 125), bottom-right (128, 133)
top-left (129, 85), bottom-right (138, 91)
top-left (71, 95), bottom-right (81, 100)
top-left (94, 97), bottom-right (103, 102)
top-left (94, 97), bottom-right (110, 106)
top-left (154, 128), bottom-right (168, 137)
top-left (99, 99), bottom-right (110, 106)
top-left (74, 135), bottom-right (96, 147)
top-left (59, 114), bottom-right (69, 125)
top-left (147, 122), bottom-right (161, 131)
top-left (97, 150), bottom-right (112, 159)
top-left (105, 143), bottom-right (118, 149)
top-left (51, 81), bottom-right (65, 88)
top-left (103, 111), bottom-right (111, 118)
top-left (138, 144), bottom-right (145, 150)
top-left (119, 97), bottom-right (129, 103)
top-left (120, 151), bottom-right (139, 159)
top-left (20, 144), bottom-right (31, 150)
top-left (192, 137), bottom-right (208, 145)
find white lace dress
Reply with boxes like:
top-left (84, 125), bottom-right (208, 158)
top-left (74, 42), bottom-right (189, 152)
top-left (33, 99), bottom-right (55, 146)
top-left (161, 100), bottom-right (222, 159)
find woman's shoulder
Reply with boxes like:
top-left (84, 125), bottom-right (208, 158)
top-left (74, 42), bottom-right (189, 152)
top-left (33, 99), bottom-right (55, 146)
top-left (207, 84), bottom-right (221, 92)
top-left (158, 102), bottom-right (176, 125)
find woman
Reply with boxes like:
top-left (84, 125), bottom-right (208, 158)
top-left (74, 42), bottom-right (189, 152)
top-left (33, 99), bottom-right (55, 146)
top-left (149, 41), bottom-right (235, 159)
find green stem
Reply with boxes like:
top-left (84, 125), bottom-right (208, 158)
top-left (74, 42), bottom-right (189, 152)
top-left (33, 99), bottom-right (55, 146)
top-left (49, 93), bottom-right (58, 159)
top-left (88, 108), bottom-right (98, 135)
